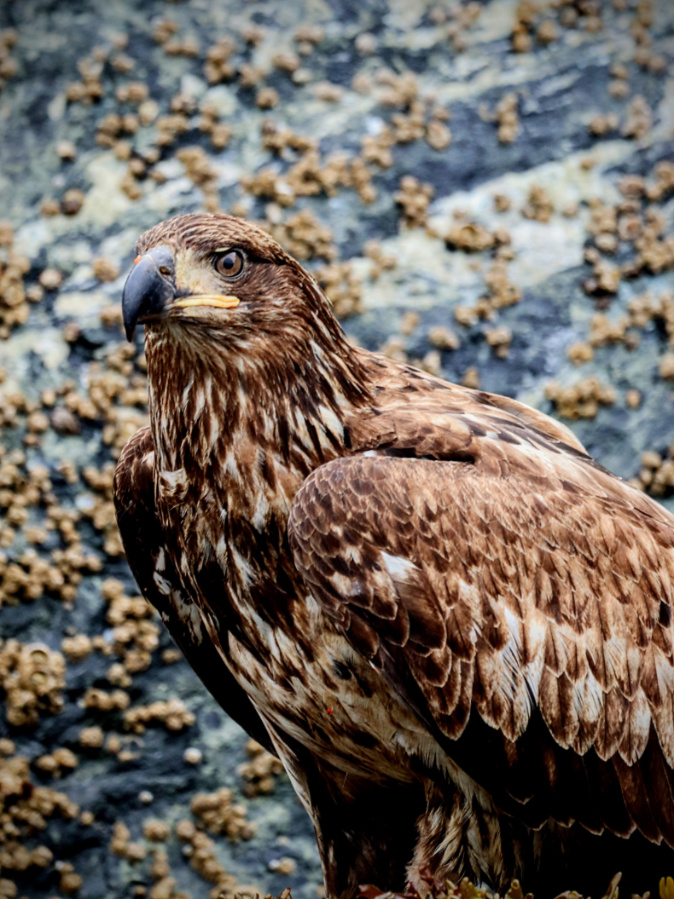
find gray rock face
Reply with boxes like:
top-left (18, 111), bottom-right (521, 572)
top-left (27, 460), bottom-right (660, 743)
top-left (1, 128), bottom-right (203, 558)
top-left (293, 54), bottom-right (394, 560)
top-left (0, 0), bottom-right (673, 897)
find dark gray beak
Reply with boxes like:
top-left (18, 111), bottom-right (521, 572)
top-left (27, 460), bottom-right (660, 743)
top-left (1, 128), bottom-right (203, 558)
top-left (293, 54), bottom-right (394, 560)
top-left (122, 245), bottom-right (176, 341)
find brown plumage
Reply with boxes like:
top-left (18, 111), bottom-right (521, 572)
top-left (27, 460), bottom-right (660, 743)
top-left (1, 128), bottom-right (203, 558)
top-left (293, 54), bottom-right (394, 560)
top-left (114, 212), bottom-right (674, 898)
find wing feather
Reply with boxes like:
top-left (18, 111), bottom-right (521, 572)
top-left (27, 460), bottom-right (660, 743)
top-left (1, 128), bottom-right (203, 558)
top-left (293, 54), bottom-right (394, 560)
top-left (288, 409), bottom-right (674, 844)
top-left (114, 426), bottom-right (273, 751)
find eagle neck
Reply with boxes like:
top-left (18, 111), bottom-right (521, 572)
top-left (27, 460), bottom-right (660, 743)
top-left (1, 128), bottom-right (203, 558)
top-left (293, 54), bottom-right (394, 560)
top-left (144, 322), bottom-right (371, 492)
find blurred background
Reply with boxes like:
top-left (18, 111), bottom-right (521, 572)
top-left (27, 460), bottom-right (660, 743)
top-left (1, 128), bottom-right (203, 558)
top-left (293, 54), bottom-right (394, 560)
top-left (0, 0), bottom-right (672, 897)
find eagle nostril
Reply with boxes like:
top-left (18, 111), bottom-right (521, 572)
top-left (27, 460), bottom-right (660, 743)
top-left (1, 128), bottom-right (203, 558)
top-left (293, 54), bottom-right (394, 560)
top-left (122, 248), bottom-right (177, 342)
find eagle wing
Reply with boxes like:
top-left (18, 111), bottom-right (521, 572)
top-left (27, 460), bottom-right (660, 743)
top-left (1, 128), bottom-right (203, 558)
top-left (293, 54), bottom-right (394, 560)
top-left (287, 400), bottom-right (674, 844)
top-left (113, 426), bottom-right (273, 751)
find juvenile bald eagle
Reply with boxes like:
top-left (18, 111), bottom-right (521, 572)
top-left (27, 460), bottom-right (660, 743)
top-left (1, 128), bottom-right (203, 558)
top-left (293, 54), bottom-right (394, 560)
top-left (114, 213), bottom-right (674, 898)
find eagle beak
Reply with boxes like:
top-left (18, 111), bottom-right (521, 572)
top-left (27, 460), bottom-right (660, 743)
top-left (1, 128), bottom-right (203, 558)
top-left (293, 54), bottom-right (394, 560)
top-left (122, 246), bottom-right (241, 342)
top-left (122, 245), bottom-right (177, 341)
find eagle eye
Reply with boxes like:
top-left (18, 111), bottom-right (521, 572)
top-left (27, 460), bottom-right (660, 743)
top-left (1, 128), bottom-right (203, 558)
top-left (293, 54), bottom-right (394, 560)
top-left (214, 249), bottom-right (244, 279)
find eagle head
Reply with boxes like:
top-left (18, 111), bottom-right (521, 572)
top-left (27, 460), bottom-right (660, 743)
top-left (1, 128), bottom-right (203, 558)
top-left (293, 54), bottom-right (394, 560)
top-left (121, 212), bottom-right (340, 351)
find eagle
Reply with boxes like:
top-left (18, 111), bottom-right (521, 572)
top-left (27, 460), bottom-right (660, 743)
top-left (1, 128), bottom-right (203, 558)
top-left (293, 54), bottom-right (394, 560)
top-left (114, 213), bottom-right (674, 899)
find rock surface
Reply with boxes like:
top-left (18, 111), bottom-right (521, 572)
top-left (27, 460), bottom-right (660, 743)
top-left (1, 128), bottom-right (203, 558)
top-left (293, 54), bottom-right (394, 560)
top-left (0, 1), bottom-right (673, 897)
